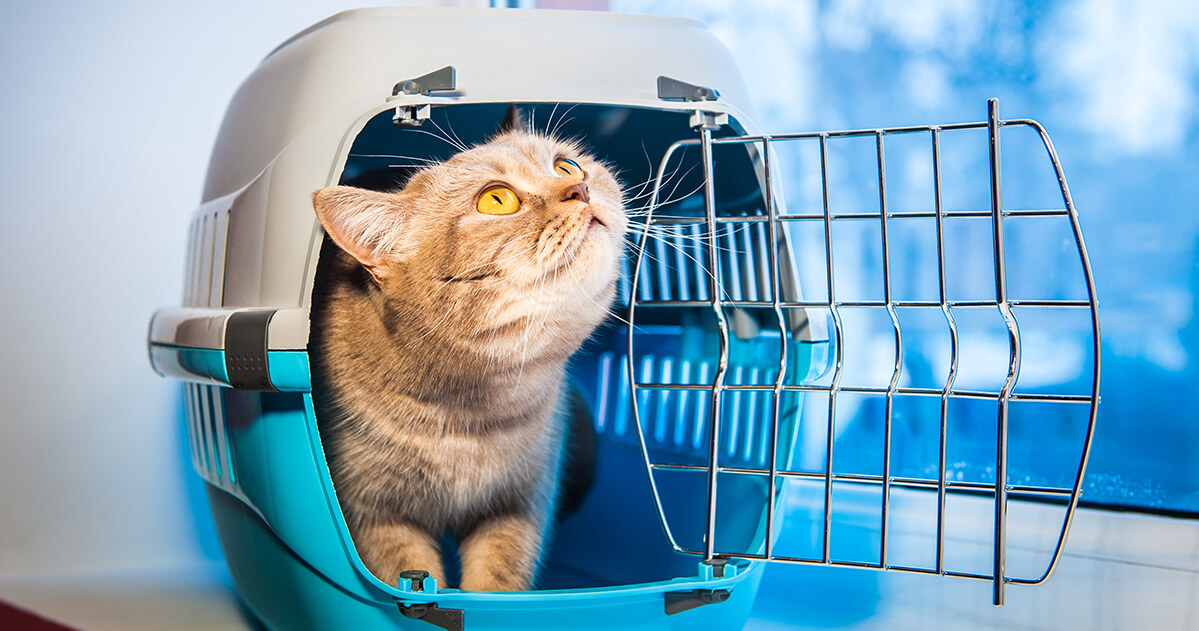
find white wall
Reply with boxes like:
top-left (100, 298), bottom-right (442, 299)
top-left (0, 0), bottom-right (497, 578)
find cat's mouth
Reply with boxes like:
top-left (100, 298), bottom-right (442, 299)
top-left (587, 214), bottom-right (608, 232)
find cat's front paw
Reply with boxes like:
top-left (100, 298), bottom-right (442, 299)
top-left (354, 521), bottom-right (446, 588)
top-left (458, 514), bottom-right (541, 591)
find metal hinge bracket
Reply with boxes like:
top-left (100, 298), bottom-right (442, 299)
top-left (391, 66), bottom-right (457, 127)
top-left (664, 588), bottom-right (731, 616)
top-left (397, 602), bottom-right (464, 631)
top-left (657, 75), bottom-right (727, 130)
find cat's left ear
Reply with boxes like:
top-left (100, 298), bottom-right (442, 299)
top-left (496, 104), bottom-right (525, 136)
top-left (312, 185), bottom-right (414, 283)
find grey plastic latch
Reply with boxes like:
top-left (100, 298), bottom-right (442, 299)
top-left (392, 66), bottom-right (457, 97)
top-left (657, 75), bottom-right (720, 102)
top-left (657, 76), bottom-right (727, 130)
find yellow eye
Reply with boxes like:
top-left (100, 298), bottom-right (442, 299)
top-left (476, 185), bottom-right (521, 215)
top-left (554, 158), bottom-right (586, 180)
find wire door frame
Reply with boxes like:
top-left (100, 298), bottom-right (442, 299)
top-left (626, 99), bottom-right (1101, 606)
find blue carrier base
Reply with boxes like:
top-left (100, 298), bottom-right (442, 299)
top-left (209, 482), bottom-right (762, 630)
top-left (155, 325), bottom-right (778, 631)
top-left (169, 358), bottom-right (768, 631)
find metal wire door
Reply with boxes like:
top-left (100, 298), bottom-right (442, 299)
top-left (626, 99), bottom-right (1100, 606)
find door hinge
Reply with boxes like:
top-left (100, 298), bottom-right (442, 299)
top-left (664, 588), bottom-right (731, 616)
top-left (657, 75), bottom-right (727, 130)
top-left (390, 66), bottom-right (457, 127)
top-left (397, 602), bottom-right (464, 631)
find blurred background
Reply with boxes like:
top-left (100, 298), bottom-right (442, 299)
top-left (0, 0), bottom-right (1194, 628)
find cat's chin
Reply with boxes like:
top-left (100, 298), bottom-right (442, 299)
top-left (496, 252), bottom-right (620, 329)
top-left (562, 233), bottom-right (623, 289)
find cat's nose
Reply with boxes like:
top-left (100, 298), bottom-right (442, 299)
top-left (560, 181), bottom-right (590, 204)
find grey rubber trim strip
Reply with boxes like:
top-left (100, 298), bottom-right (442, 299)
top-left (225, 310), bottom-right (276, 391)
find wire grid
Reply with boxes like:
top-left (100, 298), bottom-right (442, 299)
top-left (625, 100), bottom-right (1100, 606)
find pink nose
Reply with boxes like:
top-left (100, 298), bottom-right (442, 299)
top-left (560, 181), bottom-right (590, 204)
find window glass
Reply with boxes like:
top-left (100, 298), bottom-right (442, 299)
top-left (613, 0), bottom-right (1199, 514)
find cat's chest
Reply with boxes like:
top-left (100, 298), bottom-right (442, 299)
top-left (435, 428), bottom-right (545, 487)
top-left (351, 409), bottom-right (558, 510)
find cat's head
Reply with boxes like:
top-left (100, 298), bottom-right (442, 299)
top-left (312, 109), bottom-right (627, 359)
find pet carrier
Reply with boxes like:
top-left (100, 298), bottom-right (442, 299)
top-left (147, 7), bottom-right (1099, 630)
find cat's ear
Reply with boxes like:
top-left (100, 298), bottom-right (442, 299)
top-left (497, 104), bottom-right (525, 136)
top-left (312, 185), bottom-right (412, 283)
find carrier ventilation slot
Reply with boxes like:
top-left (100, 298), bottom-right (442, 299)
top-left (184, 383), bottom-right (240, 495)
top-left (182, 207), bottom-right (230, 306)
top-left (626, 100), bottom-right (1100, 606)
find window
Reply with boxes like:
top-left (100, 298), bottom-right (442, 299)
top-left (613, 0), bottom-right (1199, 515)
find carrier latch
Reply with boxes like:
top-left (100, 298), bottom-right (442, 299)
top-left (657, 76), bottom-right (719, 102)
top-left (391, 66), bottom-right (457, 127)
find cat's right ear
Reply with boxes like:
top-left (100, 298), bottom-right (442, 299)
top-left (312, 186), bottom-right (411, 283)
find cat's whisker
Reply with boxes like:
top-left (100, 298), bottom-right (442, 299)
top-left (623, 175), bottom-right (707, 210)
top-left (427, 117), bottom-right (471, 154)
top-left (547, 103), bottom-right (581, 139)
top-left (609, 140), bottom-right (656, 209)
top-left (350, 152), bottom-right (443, 163)
top-left (558, 245), bottom-right (633, 328)
top-left (621, 170), bottom-right (675, 206)
top-left (628, 232), bottom-right (748, 274)
top-left (515, 248), bottom-right (554, 382)
top-left (445, 118), bottom-right (471, 152)
top-left (630, 164), bottom-right (706, 211)
top-left (550, 109), bottom-right (580, 139)
top-left (414, 300), bottom-right (455, 342)
top-left (541, 103), bottom-right (559, 136)
top-left (405, 125), bottom-right (469, 154)
top-left (623, 222), bottom-right (751, 253)
top-left (620, 225), bottom-right (746, 303)
top-left (619, 179), bottom-right (708, 230)
top-left (621, 145), bottom-right (703, 203)
top-left (622, 160), bottom-right (700, 206)
top-left (621, 211), bottom-right (717, 221)
top-left (541, 103), bottom-right (560, 138)
top-left (426, 120), bottom-right (471, 155)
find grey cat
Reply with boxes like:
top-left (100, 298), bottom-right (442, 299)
top-left (308, 110), bottom-right (627, 591)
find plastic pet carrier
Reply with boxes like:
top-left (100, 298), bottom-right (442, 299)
top-left (148, 7), bottom-right (1100, 630)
